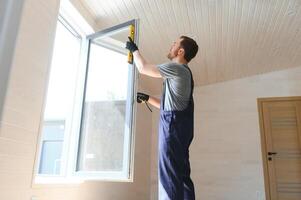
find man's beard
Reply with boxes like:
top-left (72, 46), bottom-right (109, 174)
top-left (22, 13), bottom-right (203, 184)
top-left (167, 52), bottom-right (172, 60)
top-left (167, 51), bottom-right (176, 60)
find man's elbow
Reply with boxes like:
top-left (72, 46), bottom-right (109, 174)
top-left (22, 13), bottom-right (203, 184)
top-left (138, 65), bottom-right (150, 76)
top-left (136, 63), bottom-right (161, 78)
top-left (135, 61), bottom-right (145, 73)
top-left (138, 66), bottom-right (146, 75)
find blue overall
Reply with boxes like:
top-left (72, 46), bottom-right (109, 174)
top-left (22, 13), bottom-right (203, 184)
top-left (158, 65), bottom-right (195, 200)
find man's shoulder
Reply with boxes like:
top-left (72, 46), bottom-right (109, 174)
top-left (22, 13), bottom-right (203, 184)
top-left (158, 61), bottom-right (184, 67)
top-left (157, 62), bottom-right (191, 79)
top-left (158, 62), bottom-right (190, 71)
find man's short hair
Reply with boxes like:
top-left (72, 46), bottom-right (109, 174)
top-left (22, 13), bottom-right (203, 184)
top-left (179, 36), bottom-right (199, 63)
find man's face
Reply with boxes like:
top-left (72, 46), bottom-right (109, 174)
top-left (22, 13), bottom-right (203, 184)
top-left (167, 38), bottom-right (183, 60)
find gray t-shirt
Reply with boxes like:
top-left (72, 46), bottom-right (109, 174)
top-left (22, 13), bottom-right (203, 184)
top-left (157, 62), bottom-right (192, 111)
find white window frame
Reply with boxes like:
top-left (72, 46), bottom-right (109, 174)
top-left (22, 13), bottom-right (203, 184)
top-left (33, 3), bottom-right (139, 184)
top-left (34, 15), bottom-right (83, 184)
top-left (71, 19), bottom-right (139, 182)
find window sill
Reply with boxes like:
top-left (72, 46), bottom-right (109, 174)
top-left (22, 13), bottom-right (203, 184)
top-left (31, 174), bottom-right (133, 187)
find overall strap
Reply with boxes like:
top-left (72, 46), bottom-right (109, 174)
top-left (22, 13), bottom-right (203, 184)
top-left (183, 64), bottom-right (194, 101)
top-left (161, 81), bottom-right (166, 111)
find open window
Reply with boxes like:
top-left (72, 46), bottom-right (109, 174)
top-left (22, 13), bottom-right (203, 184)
top-left (74, 20), bottom-right (139, 181)
top-left (35, 9), bottom-right (139, 183)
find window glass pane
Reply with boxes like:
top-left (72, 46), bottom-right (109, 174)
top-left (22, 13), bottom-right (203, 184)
top-left (38, 20), bottom-right (81, 175)
top-left (77, 26), bottom-right (134, 173)
top-left (39, 122), bottom-right (64, 174)
top-left (39, 121), bottom-right (65, 174)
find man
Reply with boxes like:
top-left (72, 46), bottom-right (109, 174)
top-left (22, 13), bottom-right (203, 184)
top-left (126, 35), bottom-right (198, 200)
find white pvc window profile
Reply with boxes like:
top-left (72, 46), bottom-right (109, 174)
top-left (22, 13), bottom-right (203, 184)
top-left (71, 19), bottom-right (139, 182)
top-left (34, 16), bottom-right (139, 184)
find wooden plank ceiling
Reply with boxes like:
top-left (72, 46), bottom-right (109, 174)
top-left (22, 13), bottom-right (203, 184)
top-left (71, 0), bottom-right (301, 94)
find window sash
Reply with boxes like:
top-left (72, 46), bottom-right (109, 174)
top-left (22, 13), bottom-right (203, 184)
top-left (71, 19), bottom-right (139, 181)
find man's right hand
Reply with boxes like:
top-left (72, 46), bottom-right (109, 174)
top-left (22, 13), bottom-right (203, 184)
top-left (137, 92), bottom-right (149, 103)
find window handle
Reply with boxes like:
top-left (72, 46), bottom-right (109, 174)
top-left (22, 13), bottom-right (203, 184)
top-left (268, 152), bottom-right (277, 156)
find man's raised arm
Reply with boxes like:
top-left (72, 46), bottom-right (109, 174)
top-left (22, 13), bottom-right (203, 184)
top-left (126, 37), bottom-right (162, 78)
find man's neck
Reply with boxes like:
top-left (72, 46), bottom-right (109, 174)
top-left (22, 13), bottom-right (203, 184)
top-left (172, 57), bottom-right (188, 65)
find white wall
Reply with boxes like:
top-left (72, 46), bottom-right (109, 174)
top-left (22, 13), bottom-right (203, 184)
top-left (151, 66), bottom-right (301, 200)
top-left (0, 0), bottom-right (152, 199)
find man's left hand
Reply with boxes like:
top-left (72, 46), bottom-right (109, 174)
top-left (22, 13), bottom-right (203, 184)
top-left (126, 37), bottom-right (138, 53)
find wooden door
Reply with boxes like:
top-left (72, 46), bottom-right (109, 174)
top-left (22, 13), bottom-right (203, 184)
top-left (258, 97), bottom-right (301, 200)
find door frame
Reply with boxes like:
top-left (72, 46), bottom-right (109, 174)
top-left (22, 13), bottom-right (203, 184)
top-left (257, 96), bottom-right (301, 200)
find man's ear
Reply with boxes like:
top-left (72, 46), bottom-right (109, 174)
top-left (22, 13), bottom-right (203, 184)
top-left (178, 48), bottom-right (185, 56)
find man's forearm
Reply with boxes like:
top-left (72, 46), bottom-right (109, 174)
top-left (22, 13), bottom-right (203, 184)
top-left (148, 96), bottom-right (160, 109)
top-left (132, 51), bottom-right (162, 78)
top-left (132, 51), bottom-right (146, 72)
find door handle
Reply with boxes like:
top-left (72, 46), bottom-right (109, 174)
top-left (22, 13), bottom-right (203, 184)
top-left (268, 152), bottom-right (277, 156)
